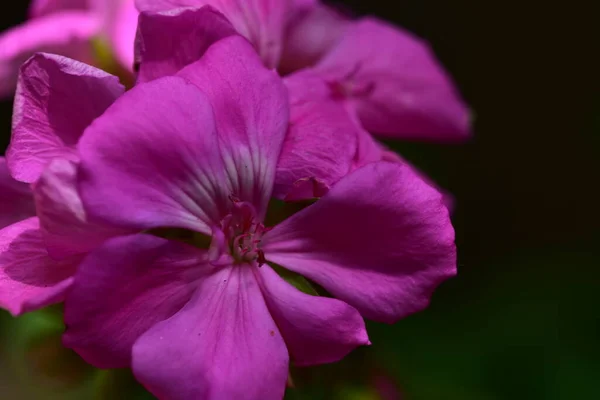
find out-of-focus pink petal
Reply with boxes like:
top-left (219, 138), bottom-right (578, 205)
top-left (313, 18), bottom-right (471, 141)
top-left (0, 11), bottom-right (101, 98)
top-left (33, 158), bottom-right (128, 259)
top-left (132, 265), bottom-right (288, 400)
top-left (273, 74), bottom-right (358, 200)
top-left (63, 234), bottom-right (205, 368)
top-left (7, 53), bottom-right (124, 183)
top-left (78, 76), bottom-right (229, 234)
top-left (177, 36), bottom-right (288, 218)
top-left (0, 158), bottom-right (35, 229)
top-left (135, 6), bottom-right (236, 83)
top-left (0, 217), bottom-right (78, 316)
top-left (29, 0), bottom-right (90, 18)
top-left (279, 3), bottom-right (349, 74)
top-left (257, 264), bottom-right (369, 366)
top-left (263, 162), bottom-right (456, 323)
top-left (136, 0), bottom-right (289, 69)
top-left (107, 0), bottom-right (138, 70)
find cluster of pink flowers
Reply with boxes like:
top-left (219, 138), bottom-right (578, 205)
top-left (1, 1), bottom-right (469, 399)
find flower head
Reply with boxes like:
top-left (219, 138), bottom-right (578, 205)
top-left (60, 36), bottom-right (456, 399)
top-left (135, 0), bottom-right (471, 141)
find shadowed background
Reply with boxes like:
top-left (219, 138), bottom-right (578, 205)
top-left (1, 1), bottom-right (598, 399)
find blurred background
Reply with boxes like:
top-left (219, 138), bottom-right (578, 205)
top-left (1, 1), bottom-right (598, 399)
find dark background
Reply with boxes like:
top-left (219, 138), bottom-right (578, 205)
top-left (1, 1), bottom-right (598, 399)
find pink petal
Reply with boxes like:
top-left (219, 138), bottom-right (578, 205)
top-left (283, 177), bottom-right (329, 202)
top-left (381, 149), bottom-right (455, 212)
top-left (0, 217), bottom-right (77, 316)
top-left (273, 74), bottom-right (358, 200)
top-left (7, 52), bottom-right (124, 183)
top-left (313, 18), bottom-right (471, 142)
top-left (78, 76), bottom-right (229, 233)
top-left (279, 3), bottom-right (350, 74)
top-left (63, 234), bottom-right (205, 368)
top-left (107, 0), bottom-right (138, 70)
top-left (257, 264), bottom-right (369, 366)
top-left (0, 11), bottom-right (101, 98)
top-left (132, 265), bottom-right (288, 400)
top-left (177, 35), bottom-right (289, 218)
top-left (33, 158), bottom-right (128, 259)
top-left (262, 161), bottom-right (456, 323)
top-left (29, 0), bottom-right (89, 18)
top-left (0, 157), bottom-right (35, 229)
top-left (136, 0), bottom-right (289, 69)
top-left (135, 6), bottom-right (236, 83)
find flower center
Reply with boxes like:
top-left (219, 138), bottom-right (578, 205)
top-left (208, 201), bottom-right (269, 267)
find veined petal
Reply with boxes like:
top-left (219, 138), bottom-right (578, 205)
top-left (177, 36), bottom-right (289, 218)
top-left (136, 0), bottom-right (289, 68)
top-left (7, 52), bottom-right (124, 183)
top-left (33, 158), bottom-right (128, 259)
top-left (313, 18), bottom-right (471, 141)
top-left (263, 162), bottom-right (456, 323)
top-left (133, 265), bottom-right (288, 400)
top-left (274, 74), bottom-right (358, 200)
top-left (257, 264), bottom-right (369, 366)
top-left (78, 76), bottom-right (229, 233)
top-left (64, 234), bottom-right (205, 368)
top-left (0, 157), bottom-right (35, 229)
top-left (0, 217), bottom-right (78, 316)
top-left (135, 6), bottom-right (236, 83)
top-left (0, 11), bottom-right (101, 98)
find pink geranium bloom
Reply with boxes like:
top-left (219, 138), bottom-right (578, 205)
top-left (0, 53), bottom-right (128, 316)
top-left (135, 0), bottom-right (471, 142)
top-left (0, 0), bottom-right (138, 97)
top-left (133, 6), bottom-right (457, 202)
top-left (62, 37), bottom-right (456, 399)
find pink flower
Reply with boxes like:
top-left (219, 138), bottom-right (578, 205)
top-left (0, 53), bottom-right (129, 316)
top-left (135, 0), bottom-right (471, 141)
top-left (0, 0), bottom-right (138, 97)
top-left (132, 3), bottom-right (467, 203)
top-left (61, 37), bottom-right (456, 399)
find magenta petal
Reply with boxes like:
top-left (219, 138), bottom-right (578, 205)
top-left (313, 18), bottom-right (471, 141)
top-left (381, 149), bottom-right (455, 212)
top-left (258, 265), bottom-right (369, 366)
top-left (0, 11), bottom-right (101, 98)
top-left (33, 158), bottom-right (127, 259)
top-left (107, 0), bottom-right (138, 70)
top-left (136, 0), bottom-right (289, 69)
top-left (135, 6), bottom-right (236, 83)
top-left (263, 162), bottom-right (456, 323)
top-left (177, 36), bottom-right (289, 218)
top-left (78, 76), bottom-right (228, 233)
top-left (0, 217), bottom-right (77, 316)
top-left (283, 177), bottom-right (329, 202)
top-left (7, 53), bottom-right (124, 183)
top-left (279, 4), bottom-right (349, 74)
top-left (29, 0), bottom-right (89, 18)
top-left (133, 265), bottom-right (288, 400)
top-left (0, 158), bottom-right (35, 229)
top-left (63, 234), bottom-right (204, 368)
top-left (273, 74), bottom-right (358, 200)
